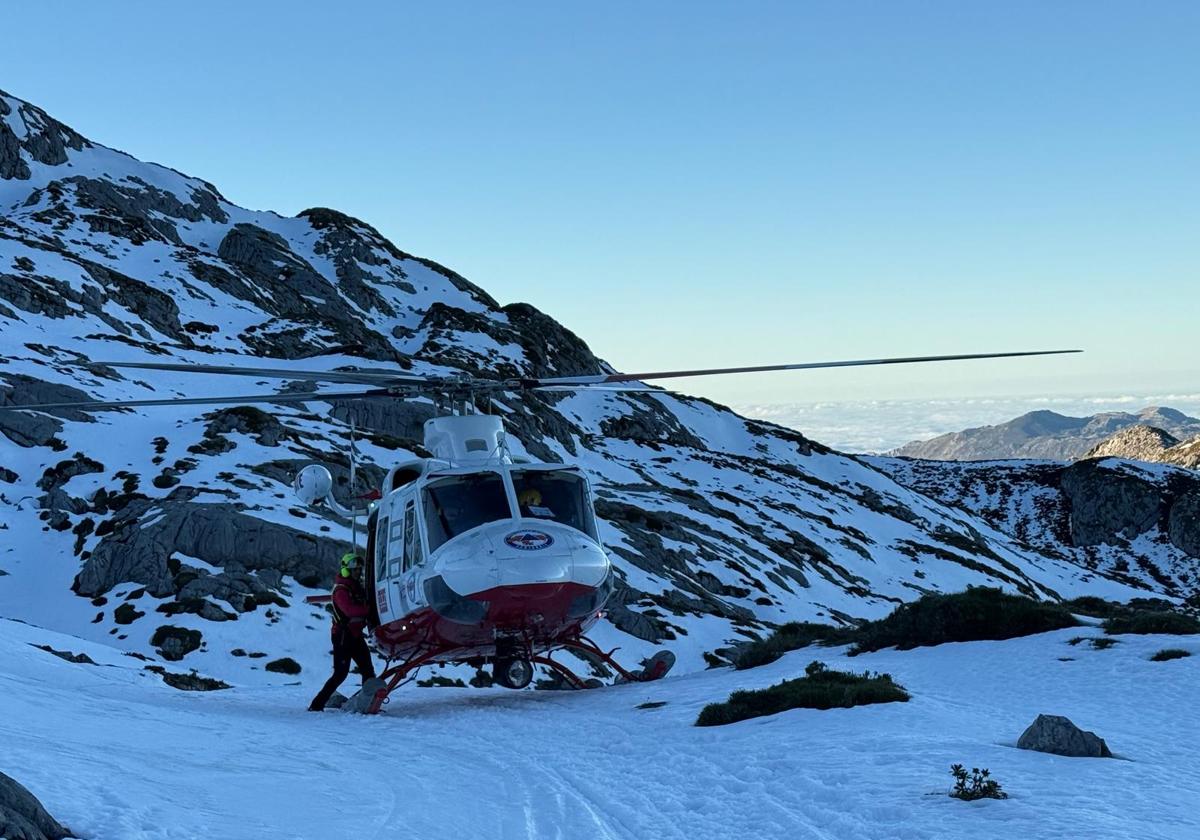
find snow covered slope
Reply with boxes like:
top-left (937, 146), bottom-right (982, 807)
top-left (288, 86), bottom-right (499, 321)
top-left (0, 88), bottom-right (1147, 687)
top-left (3, 615), bottom-right (1198, 840)
top-left (872, 456), bottom-right (1200, 601)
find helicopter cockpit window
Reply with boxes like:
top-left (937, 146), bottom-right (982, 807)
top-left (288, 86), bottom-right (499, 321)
top-left (423, 473), bottom-right (512, 552)
top-left (512, 470), bottom-right (597, 540)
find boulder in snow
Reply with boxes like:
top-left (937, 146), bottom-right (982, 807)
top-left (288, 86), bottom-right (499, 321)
top-left (342, 678), bottom-right (388, 714)
top-left (0, 771), bottom-right (72, 840)
top-left (1017, 714), bottom-right (1112, 758)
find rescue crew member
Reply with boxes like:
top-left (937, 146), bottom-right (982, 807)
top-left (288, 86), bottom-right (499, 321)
top-left (309, 552), bottom-right (377, 711)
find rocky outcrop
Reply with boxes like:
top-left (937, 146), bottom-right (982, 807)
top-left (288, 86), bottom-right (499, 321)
top-left (0, 375), bottom-right (96, 448)
top-left (1017, 714), bottom-right (1112, 758)
top-left (0, 88), bottom-right (89, 181)
top-left (217, 223), bottom-right (396, 361)
top-left (1169, 493), bottom-right (1200, 558)
top-left (1061, 460), bottom-right (1163, 546)
top-left (1086, 425), bottom-right (1200, 470)
top-left (0, 770), bottom-right (72, 840)
top-left (76, 500), bottom-right (351, 597)
top-left (1086, 425), bottom-right (1180, 461)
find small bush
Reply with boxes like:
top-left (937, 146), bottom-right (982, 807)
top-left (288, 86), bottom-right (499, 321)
top-left (850, 587), bottom-right (1078, 655)
top-left (696, 661), bottom-right (909, 726)
top-left (1062, 595), bottom-right (1125, 618)
top-left (950, 764), bottom-right (1007, 801)
top-left (1104, 611), bottom-right (1200, 636)
top-left (265, 657), bottom-right (302, 675)
top-left (1150, 648), bottom-right (1191, 662)
top-left (1090, 637), bottom-right (1118, 650)
top-left (734, 622), bottom-right (858, 670)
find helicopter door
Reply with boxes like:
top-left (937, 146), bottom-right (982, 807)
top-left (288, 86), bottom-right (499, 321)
top-left (373, 514), bottom-right (391, 621)
top-left (392, 501), bottom-right (426, 616)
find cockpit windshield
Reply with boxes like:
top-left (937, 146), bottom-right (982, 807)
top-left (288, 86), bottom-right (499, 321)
top-left (512, 469), bottom-right (597, 540)
top-left (423, 473), bottom-right (511, 552)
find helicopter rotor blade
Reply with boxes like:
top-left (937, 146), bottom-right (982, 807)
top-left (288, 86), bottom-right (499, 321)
top-left (93, 360), bottom-right (429, 386)
top-left (524, 350), bottom-right (1083, 387)
top-left (0, 389), bottom-right (396, 413)
top-left (529, 384), bottom-right (663, 392)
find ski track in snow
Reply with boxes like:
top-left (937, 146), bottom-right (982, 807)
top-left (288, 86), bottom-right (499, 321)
top-left (2, 617), bottom-right (1197, 840)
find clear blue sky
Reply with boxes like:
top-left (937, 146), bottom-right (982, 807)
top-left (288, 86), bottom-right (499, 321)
top-left (5, 1), bottom-right (1198, 404)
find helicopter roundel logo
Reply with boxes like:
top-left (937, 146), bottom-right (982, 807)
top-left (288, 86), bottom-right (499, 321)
top-left (505, 529), bottom-right (555, 551)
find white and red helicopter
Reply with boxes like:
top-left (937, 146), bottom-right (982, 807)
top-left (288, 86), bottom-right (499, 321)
top-left (5, 349), bottom-right (1079, 713)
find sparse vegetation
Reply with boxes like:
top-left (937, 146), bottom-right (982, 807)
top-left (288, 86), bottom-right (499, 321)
top-left (1150, 648), bottom-right (1191, 662)
top-left (734, 621), bottom-right (858, 670)
top-left (265, 657), bottom-right (302, 675)
top-left (849, 587), bottom-right (1078, 655)
top-left (949, 764), bottom-right (1007, 801)
top-left (1104, 611), bottom-right (1200, 636)
top-left (696, 661), bottom-right (909, 726)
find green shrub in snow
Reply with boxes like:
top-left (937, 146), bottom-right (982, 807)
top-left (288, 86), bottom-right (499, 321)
top-left (1150, 648), bottom-right (1191, 662)
top-left (949, 764), bottom-right (1007, 801)
top-left (849, 587), bottom-right (1078, 655)
top-left (734, 622), bottom-right (858, 670)
top-left (695, 661), bottom-right (908, 726)
top-left (1104, 611), bottom-right (1200, 636)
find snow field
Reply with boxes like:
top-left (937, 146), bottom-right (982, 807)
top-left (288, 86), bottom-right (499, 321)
top-left (2, 617), bottom-right (1196, 840)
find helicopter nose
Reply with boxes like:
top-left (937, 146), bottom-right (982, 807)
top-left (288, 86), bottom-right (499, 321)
top-left (437, 521), bottom-right (609, 596)
top-left (493, 522), bottom-right (608, 589)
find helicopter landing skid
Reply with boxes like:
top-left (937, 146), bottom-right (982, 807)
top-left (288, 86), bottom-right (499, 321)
top-left (364, 648), bottom-right (442, 715)
top-left (360, 638), bottom-right (675, 714)
top-left (533, 637), bottom-right (676, 690)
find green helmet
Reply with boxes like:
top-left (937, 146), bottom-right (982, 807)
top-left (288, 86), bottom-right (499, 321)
top-left (339, 552), bottom-right (363, 578)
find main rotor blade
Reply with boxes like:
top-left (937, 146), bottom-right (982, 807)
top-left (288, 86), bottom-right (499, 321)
top-left (0, 389), bottom-right (395, 412)
top-left (94, 360), bottom-right (429, 386)
top-left (528, 350), bottom-right (1083, 387)
top-left (530, 384), bottom-right (662, 392)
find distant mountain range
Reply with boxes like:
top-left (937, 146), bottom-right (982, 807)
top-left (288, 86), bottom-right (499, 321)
top-left (891, 406), bottom-right (1200, 462)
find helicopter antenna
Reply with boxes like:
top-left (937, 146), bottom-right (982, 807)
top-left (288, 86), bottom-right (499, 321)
top-left (349, 415), bottom-right (359, 553)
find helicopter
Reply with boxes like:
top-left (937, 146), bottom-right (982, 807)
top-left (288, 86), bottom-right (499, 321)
top-left (2, 349), bottom-right (1080, 713)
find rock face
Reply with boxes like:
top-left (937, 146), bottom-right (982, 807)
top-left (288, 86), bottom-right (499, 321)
top-left (1017, 714), bottom-right (1112, 758)
top-left (1061, 460), bottom-right (1163, 546)
top-left (872, 456), bottom-right (1200, 597)
top-left (0, 771), bottom-right (72, 840)
top-left (75, 499), bottom-right (351, 598)
top-left (893, 407), bottom-right (1200, 461)
top-left (1086, 425), bottom-right (1180, 461)
top-left (1086, 425), bottom-right (1200, 470)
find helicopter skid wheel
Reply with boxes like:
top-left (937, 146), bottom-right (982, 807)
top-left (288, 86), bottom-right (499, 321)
top-left (494, 657), bottom-right (534, 690)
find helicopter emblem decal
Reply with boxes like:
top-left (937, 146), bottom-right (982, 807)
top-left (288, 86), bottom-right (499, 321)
top-left (505, 530), bottom-right (555, 551)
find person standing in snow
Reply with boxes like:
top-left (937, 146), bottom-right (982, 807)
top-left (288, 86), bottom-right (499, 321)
top-left (309, 553), bottom-right (377, 711)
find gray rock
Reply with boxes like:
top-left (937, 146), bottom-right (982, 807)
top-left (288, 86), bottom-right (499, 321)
top-left (1085, 425), bottom-right (1180, 461)
top-left (0, 375), bottom-right (97, 448)
top-left (1061, 460), bottom-right (1161, 546)
top-left (342, 678), bottom-right (388, 714)
top-left (77, 500), bottom-right (351, 597)
top-left (151, 625), bottom-right (202, 661)
top-left (1017, 713), bottom-right (1112, 758)
top-left (0, 770), bottom-right (72, 840)
top-left (1169, 493), bottom-right (1200, 558)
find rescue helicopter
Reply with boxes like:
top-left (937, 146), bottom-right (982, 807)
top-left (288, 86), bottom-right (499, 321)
top-left (3, 349), bottom-right (1080, 713)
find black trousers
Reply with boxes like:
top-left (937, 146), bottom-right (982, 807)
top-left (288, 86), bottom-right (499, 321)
top-left (310, 625), bottom-right (376, 710)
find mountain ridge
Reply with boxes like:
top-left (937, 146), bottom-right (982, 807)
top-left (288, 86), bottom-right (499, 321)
top-left (0, 88), bottom-right (1154, 687)
top-left (892, 405), bottom-right (1200, 461)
